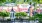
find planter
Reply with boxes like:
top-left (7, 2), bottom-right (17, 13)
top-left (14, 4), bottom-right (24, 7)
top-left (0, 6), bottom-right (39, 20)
top-left (7, 19), bottom-right (11, 21)
top-left (21, 17), bottom-right (29, 19)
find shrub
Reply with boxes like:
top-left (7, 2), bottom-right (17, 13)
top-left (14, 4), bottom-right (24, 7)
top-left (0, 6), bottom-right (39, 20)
top-left (28, 16), bottom-right (36, 21)
top-left (15, 12), bottom-right (27, 19)
top-left (34, 13), bottom-right (42, 23)
top-left (0, 11), bottom-right (10, 20)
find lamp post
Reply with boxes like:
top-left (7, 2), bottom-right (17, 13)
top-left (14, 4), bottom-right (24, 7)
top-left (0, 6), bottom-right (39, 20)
top-left (10, 7), bottom-right (15, 23)
top-left (10, 3), bottom-right (15, 23)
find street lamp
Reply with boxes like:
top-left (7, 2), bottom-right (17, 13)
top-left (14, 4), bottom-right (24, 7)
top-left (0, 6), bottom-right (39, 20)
top-left (10, 3), bottom-right (16, 23)
top-left (10, 7), bottom-right (15, 23)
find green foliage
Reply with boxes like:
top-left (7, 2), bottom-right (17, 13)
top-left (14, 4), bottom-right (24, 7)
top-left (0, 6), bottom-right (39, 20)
top-left (28, 13), bottom-right (42, 21)
top-left (0, 11), bottom-right (10, 20)
top-left (32, 0), bottom-right (40, 4)
top-left (15, 12), bottom-right (20, 18)
top-left (32, 0), bottom-right (42, 4)
top-left (0, 11), bottom-right (10, 17)
top-left (16, 0), bottom-right (24, 4)
top-left (0, 0), bottom-right (6, 3)
top-left (0, 12), bottom-right (2, 16)
top-left (11, 0), bottom-right (16, 3)
top-left (28, 16), bottom-right (36, 20)
top-left (27, 0), bottom-right (29, 2)
top-left (34, 14), bottom-right (42, 19)
top-left (28, 13), bottom-right (40, 21)
top-left (34, 13), bottom-right (42, 23)
top-left (19, 12), bottom-right (27, 17)
top-left (40, 0), bottom-right (42, 4)
top-left (15, 12), bottom-right (27, 18)
top-left (28, 13), bottom-right (38, 20)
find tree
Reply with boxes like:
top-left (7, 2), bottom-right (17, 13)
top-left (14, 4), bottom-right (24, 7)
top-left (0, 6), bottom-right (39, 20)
top-left (11, 0), bottom-right (16, 3)
top-left (0, 0), bottom-right (6, 3)
top-left (40, 0), bottom-right (42, 4)
top-left (25, 0), bottom-right (29, 4)
top-left (32, 0), bottom-right (40, 11)
top-left (32, 0), bottom-right (40, 4)
top-left (0, 0), bottom-right (6, 6)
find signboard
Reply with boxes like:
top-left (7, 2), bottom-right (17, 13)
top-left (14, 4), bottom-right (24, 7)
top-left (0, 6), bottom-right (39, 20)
top-left (13, 6), bottom-right (19, 12)
top-left (17, 4), bottom-right (30, 12)
top-left (18, 8), bottom-right (28, 12)
top-left (18, 4), bottom-right (30, 8)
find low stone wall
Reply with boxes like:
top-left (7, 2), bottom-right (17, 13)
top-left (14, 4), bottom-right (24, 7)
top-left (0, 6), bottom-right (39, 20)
top-left (0, 19), bottom-right (39, 23)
